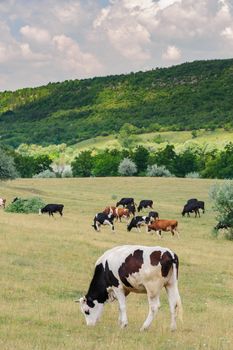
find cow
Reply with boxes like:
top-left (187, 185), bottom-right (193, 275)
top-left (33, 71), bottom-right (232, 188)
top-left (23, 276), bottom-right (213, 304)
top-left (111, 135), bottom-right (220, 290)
top-left (182, 202), bottom-right (200, 217)
top-left (116, 198), bottom-right (135, 207)
top-left (214, 221), bottom-right (230, 231)
top-left (137, 200), bottom-right (153, 212)
top-left (148, 211), bottom-right (159, 222)
top-left (127, 216), bottom-right (150, 232)
top-left (103, 206), bottom-right (131, 222)
top-left (186, 199), bottom-right (205, 214)
top-left (0, 198), bottom-right (6, 209)
top-left (126, 203), bottom-right (136, 216)
top-left (103, 206), bottom-right (117, 217)
top-left (147, 219), bottom-right (179, 238)
top-left (92, 213), bottom-right (115, 232)
top-left (77, 245), bottom-right (182, 331)
top-left (39, 204), bottom-right (64, 217)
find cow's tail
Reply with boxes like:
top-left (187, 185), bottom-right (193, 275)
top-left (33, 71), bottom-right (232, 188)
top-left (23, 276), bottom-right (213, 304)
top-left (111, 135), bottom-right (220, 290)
top-left (172, 254), bottom-right (183, 323)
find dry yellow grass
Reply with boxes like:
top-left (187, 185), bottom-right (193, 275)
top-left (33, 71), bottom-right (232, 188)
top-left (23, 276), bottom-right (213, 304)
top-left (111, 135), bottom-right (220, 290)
top-left (0, 177), bottom-right (232, 350)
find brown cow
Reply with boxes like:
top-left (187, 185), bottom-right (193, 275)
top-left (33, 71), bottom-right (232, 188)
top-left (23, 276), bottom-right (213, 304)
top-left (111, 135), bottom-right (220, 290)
top-left (103, 206), bottom-right (131, 222)
top-left (147, 219), bottom-right (179, 238)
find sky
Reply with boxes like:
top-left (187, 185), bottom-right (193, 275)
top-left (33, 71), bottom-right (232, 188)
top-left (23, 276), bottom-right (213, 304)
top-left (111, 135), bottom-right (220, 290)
top-left (0, 0), bottom-right (233, 91)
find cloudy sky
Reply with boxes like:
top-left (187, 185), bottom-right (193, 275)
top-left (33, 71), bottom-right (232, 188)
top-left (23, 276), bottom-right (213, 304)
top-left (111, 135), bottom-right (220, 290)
top-left (0, 0), bottom-right (233, 91)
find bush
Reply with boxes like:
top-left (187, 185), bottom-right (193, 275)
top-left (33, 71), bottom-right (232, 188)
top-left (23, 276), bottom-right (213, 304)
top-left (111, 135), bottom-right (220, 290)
top-left (146, 164), bottom-right (173, 177)
top-left (185, 172), bottom-right (201, 178)
top-left (0, 150), bottom-right (18, 180)
top-left (33, 170), bottom-right (56, 178)
top-left (5, 197), bottom-right (45, 214)
top-left (209, 181), bottom-right (233, 239)
top-left (118, 158), bottom-right (137, 176)
top-left (62, 168), bottom-right (73, 178)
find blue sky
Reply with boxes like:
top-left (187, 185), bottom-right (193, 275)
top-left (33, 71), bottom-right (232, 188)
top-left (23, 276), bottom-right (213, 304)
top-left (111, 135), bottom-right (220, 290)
top-left (0, 0), bottom-right (233, 91)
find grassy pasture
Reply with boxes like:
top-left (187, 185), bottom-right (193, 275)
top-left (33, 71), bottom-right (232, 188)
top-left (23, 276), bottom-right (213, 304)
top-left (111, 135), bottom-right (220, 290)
top-left (0, 177), bottom-right (232, 350)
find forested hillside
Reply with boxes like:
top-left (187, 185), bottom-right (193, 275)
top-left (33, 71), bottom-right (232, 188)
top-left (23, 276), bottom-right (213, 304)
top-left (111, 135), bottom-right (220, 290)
top-left (0, 58), bottom-right (233, 147)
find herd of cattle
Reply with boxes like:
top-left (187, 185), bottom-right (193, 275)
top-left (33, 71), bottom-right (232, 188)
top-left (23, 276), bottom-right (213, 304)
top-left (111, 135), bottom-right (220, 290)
top-left (92, 197), bottom-right (206, 238)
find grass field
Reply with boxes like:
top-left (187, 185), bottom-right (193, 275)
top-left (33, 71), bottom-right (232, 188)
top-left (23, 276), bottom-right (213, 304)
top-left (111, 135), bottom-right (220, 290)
top-left (0, 177), bottom-right (232, 350)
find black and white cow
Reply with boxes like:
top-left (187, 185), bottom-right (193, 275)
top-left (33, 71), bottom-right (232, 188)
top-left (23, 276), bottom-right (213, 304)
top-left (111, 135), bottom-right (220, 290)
top-left (77, 245), bottom-right (182, 331)
top-left (127, 216), bottom-right (150, 232)
top-left (92, 213), bottom-right (115, 232)
top-left (39, 204), bottom-right (64, 217)
top-left (137, 200), bottom-right (153, 212)
top-left (116, 198), bottom-right (135, 207)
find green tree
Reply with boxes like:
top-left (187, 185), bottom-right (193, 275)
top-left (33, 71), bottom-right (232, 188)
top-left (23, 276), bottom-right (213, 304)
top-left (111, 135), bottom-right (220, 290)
top-left (132, 146), bottom-right (149, 174)
top-left (92, 149), bottom-right (122, 177)
top-left (71, 150), bottom-right (93, 177)
top-left (0, 149), bottom-right (18, 180)
top-left (202, 143), bottom-right (233, 179)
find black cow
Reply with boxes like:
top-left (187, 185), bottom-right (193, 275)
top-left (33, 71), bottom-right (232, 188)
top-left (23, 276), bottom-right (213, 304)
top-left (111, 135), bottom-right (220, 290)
top-left (92, 213), bottom-right (115, 232)
top-left (137, 200), bottom-right (153, 212)
top-left (39, 204), bottom-right (64, 217)
top-left (214, 221), bottom-right (230, 230)
top-left (127, 216), bottom-right (150, 232)
top-left (186, 199), bottom-right (205, 213)
top-left (116, 198), bottom-right (135, 207)
top-left (182, 202), bottom-right (200, 217)
top-left (126, 203), bottom-right (136, 216)
top-left (148, 211), bottom-right (159, 222)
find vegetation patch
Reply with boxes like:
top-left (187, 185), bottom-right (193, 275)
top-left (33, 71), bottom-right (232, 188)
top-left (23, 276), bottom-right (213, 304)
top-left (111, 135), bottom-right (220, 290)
top-left (5, 196), bottom-right (45, 214)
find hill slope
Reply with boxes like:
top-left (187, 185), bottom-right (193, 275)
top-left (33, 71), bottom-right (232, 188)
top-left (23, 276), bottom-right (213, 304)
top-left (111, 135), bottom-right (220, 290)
top-left (0, 58), bottom-right (233, 147)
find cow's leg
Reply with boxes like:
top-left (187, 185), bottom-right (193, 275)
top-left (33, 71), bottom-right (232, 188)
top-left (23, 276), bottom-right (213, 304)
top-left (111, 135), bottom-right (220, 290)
top-left (155, 230), bottom-right (161, 238)
top-left (140, 283), bottom-right (162, 331)
top-left (113, 288), bottom-right (128, 328)
top-left (59, 210), bottom-right (63, 216)
top-left (165, 283), bottom-right (182, 331)
top-left (137, 225), bottom-right (141, 233)
top-left (104, 220), bottom-right (114, 232)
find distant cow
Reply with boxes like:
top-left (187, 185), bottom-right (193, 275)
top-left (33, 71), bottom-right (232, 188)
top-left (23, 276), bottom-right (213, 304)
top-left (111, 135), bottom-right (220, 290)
top-left (103, 206), bottom-right (117, 217)
top-left (147, 219), bottom-right (179, 238)
top-left (214, 221), bottom-right (230, 231)
top-left (127, 216), bottom-right (150, 232)
top-left (92, 213), bottom-right (115, 232)
top-left (103, 206), bottom-right (131, 222)
top-left (148, 211), bottom-right (159, 222)
top-left (126, 203), bottom-right (136, 216)
top-left (39, 204), bottom-right (64, 217)
top-left (182, 202), bottom-right (200, 218)
top-left (116, 198), bottom-right (135, 207)
top-left (78, 245), bottom-right (182, 331)
top-left (0, 198), bottom-right (6, 208)
top-left (186, 199), bottom-right (205, 214)
top-left (137, 200), bottom-right (153, 212)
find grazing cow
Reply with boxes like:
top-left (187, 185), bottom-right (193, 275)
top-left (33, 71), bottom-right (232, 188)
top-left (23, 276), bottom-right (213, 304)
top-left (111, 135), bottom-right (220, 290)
top-left (116, 198), bottom-right (135, 207)
top-left (137, 200), bottom-right (153, 212)
top-left (77, 245), bottom-right (182, 331)
top-left (126, 203), bottom-right (136, 216)
top-left (0, 198), bottom-right (6, 208)
top-left (214, 221), bottom-right (230, 230)
top-left (148, 211), bottom-right (159, 222)
top-left (92, 213), bottom-right (115, 232)
top-left (182, 202), bottom-right (200, 217)
top-left (115, 208), bottom-right (131, 222)
top-left (147, 219), bottom-right (179, 238)
top-left (39, 204), bottom-right (64, 217)
top-left (186, 199), bottom-right (205, 214)
top-left (127, 216), bottom-right (150, 232)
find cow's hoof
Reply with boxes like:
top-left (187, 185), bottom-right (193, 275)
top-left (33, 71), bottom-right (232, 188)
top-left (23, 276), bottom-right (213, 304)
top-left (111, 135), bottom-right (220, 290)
top-left (140, 326), bottom-right (149, 332)
top-left (120, 323), bottom-right (128, 329)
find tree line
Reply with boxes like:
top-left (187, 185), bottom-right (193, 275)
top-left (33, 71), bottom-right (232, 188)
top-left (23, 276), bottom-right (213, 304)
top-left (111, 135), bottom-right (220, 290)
top-left (1, 143), bottom-right (233, 180)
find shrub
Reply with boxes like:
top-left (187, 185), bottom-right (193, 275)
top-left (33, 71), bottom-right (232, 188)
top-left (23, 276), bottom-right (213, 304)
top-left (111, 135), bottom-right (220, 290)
top-left (185, 172), bottom-right (201, 178)
top-left (5, 197), bottom-right (45, 214)
top-left (209, 181), bottom-right (233, 239)
top-left (33, 170), bottom-right (56, 178)
top-left (146, 164), bottom-right (173, 177)
top-left (0, 150), bottom-right (18, 180)
top-left (118, 158), bottom-right (137, 176)
top-left (62, 168), bottom-right (73, 178)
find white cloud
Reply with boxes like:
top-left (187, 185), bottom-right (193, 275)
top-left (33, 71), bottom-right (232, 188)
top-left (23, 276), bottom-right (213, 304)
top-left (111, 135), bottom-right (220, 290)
top-left (53, 34), bottom-right (103, 75)
top-left (221, 26), bottom-right (233, 40)
top-left (162, 45), bottom-right (181, 61)
top-left (20, 25), bottom-right (51, 43)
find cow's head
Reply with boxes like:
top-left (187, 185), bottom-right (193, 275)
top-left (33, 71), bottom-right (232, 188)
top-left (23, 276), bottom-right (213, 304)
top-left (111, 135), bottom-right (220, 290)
top-left (78, 296), bottom-right (104, 326)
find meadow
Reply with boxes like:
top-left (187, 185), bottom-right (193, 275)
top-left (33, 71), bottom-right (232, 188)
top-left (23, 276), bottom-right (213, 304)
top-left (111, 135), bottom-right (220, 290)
top-left (0, 177), bottom-right (232, 350)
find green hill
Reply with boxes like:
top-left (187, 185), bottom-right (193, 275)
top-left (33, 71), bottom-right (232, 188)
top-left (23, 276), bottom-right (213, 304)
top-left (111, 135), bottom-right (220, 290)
top-left (0, 58), bottom-right (233, 147)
